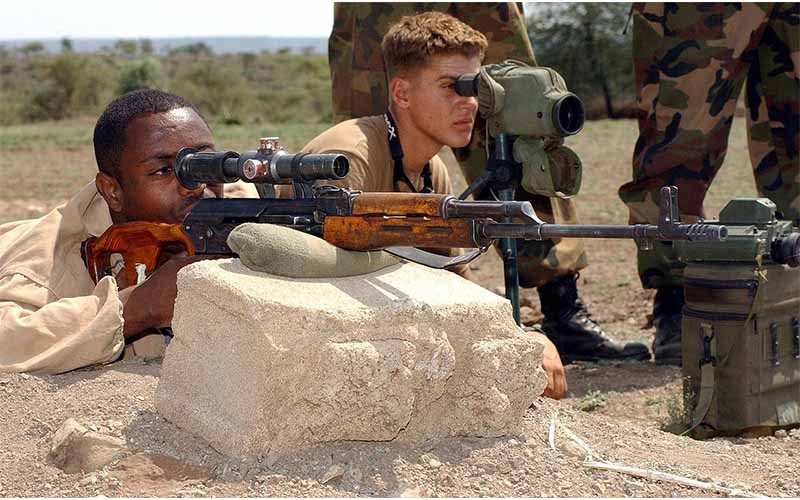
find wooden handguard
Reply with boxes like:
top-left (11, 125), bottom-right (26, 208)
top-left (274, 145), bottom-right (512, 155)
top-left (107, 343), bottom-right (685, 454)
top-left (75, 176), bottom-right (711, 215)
top-left (350, 193), bottom-right (449, 217)
top-left (83, 222), bottom-right (195, 285)
top-left (323, 216), bottom-right (478, 250)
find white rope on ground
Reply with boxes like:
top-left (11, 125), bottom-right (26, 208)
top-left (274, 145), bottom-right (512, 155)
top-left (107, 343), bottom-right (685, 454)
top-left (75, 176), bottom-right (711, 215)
top-left (547, 415), bottom-right (767, 498)
top-left (582, 461), bottom-right (767, 498)
top-left (556, 422), bottom-right (594, 461)
top-left (547, 414), bottom-right (557, 451)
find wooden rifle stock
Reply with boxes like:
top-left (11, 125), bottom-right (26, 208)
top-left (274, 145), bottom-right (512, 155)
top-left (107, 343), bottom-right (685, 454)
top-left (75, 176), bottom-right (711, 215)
top-left (82, 222), bottom-right (194, 285)
top-left (349, 192), bottom-right (447, 216)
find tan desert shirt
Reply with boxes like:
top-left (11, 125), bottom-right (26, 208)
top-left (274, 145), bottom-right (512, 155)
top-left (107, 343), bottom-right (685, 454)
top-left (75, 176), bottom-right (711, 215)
top-left (300, 115), bottom-right (466, 271)
top-left (0, 182), bottom-right (122, 374)
top-left (0, 181), bottom-right (258, 374)
top-left (301, 115), bottom-right (455, 194)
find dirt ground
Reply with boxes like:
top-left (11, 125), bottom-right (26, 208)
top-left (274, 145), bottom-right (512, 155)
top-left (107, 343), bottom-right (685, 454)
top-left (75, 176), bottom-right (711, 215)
top-left (2, 118), bottom-right (796, 497)
top-left (1, 361), bottom-right (798, 498)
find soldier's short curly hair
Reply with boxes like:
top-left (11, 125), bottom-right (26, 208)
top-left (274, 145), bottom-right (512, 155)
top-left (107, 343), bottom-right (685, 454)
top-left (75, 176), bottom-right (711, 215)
top-left (93, 89), bottom-right (207, 178)
top-left (381, 11), bottom-right (488, 79)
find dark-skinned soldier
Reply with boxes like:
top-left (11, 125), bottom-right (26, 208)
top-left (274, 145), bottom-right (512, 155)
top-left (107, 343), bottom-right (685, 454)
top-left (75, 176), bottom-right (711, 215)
top-left (0, 90), bottom-right (231, 373)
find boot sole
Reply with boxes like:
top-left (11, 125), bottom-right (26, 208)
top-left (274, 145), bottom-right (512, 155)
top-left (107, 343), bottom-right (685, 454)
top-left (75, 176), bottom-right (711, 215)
top-left (560, 350), bottom-right (652, 364)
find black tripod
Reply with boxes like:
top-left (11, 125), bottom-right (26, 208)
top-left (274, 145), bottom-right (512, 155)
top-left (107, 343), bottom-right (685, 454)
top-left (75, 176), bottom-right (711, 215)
top-left (458, 133), bottom-right (524, 326)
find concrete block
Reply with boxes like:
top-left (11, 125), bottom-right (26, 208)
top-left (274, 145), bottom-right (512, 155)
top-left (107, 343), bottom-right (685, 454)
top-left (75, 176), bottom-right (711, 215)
top-left (155, 259), bottom-right (545, 458)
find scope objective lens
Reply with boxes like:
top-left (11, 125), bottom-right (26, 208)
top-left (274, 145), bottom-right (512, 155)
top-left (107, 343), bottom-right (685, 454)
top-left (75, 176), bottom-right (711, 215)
top-left (552, 94), bottom-right (585, 135)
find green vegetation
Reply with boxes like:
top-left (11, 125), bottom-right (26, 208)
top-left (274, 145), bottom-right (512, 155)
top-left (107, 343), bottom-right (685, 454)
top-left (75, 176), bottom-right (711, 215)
top-left (0, 45), bottom-right (332, 126)
top-left (0, 119), bottom-right (95, 149)
top-left (0, 119), bottom-right (329, 224)
top-left (2, 5), bottom-right (635, 126)
top-left (645, 387), bottom-right (694, 434)
top-left (528, 3), bottom-right (634, 118)
top-left (576, 389), bottom-right (609, 412)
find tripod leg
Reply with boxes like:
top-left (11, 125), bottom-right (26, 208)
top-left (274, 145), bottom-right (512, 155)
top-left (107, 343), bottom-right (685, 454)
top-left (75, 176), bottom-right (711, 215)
top-left (497, 187), bottom-right (521, 325)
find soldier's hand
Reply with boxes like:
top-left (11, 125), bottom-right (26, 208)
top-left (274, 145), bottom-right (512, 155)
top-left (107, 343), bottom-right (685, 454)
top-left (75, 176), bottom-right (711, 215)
top-left (119, 254), bottom-right (219, 338)
top-left (529, 330), bottom-right (567, 399)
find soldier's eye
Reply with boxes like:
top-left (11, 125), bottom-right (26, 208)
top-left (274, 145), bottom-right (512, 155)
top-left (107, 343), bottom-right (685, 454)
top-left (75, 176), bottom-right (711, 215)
top-left (153, 165), bottom-right (174, 176)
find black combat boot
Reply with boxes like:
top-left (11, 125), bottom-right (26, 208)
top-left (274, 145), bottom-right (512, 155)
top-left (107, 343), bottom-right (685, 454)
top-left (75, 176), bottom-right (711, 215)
top-left (651, 286), bottom-right (684, 366)
top-left (538, 274), bottom-right (651, 364)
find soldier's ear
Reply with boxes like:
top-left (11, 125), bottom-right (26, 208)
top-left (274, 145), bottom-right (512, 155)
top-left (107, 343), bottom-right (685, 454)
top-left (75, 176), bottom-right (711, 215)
top-left (389, 76), bottom-right (411, 109)
top-left (95, 171), bottom-right (124, 214)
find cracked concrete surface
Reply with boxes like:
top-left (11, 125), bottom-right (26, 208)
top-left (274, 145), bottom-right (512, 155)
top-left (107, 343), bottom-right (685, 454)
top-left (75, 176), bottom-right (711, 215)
top-left (155, 259), bottom-right (546, 459)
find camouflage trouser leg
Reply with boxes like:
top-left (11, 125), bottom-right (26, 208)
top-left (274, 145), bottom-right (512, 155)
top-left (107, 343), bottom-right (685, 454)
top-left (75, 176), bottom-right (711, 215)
top-left (329, 2), bottom-right (588, 288)
top-left (745, 3), bottom-right (800, 221)
top-left (618, 2), bottom-right (800, 289)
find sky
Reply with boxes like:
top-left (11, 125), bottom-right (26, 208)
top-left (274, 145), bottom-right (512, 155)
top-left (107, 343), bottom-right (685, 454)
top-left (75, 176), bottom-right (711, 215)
top-left (2, 0), bottom-right (339, 39)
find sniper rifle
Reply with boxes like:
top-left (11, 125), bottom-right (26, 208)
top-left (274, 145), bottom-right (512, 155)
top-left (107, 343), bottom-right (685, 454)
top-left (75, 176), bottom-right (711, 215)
top-left (83, 138), bottom-right (727, 310)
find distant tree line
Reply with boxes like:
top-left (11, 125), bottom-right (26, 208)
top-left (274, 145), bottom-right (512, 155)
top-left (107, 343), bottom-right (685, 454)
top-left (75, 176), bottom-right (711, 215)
top-left (0, 5), bottom-right (636, 126)
top-left (527, 2), bottom-right (635, 119)
top-left (0, 40), bottom-right (332, 126)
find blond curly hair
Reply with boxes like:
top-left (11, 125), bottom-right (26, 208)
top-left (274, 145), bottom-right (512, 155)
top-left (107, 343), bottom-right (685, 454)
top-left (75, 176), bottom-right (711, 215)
top-left (381, 11), bottom-right (488, 78)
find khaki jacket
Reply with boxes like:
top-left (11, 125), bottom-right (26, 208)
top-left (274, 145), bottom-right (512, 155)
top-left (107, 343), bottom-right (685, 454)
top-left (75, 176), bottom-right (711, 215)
top-left (301, 115), bottom-right (466, 273)
top-left (0, 182), bottom-right (122, 373)
top-left (0, 181), bottom-right (258, 374)
top-left (302, 115), bottom-right (455, 194)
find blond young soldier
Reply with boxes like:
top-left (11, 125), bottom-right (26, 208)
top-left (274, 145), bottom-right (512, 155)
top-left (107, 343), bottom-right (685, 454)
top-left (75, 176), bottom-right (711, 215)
top-left (324, 6), bottom-right (651, 366)
top-left (302, 12), bottom-right (567, 399)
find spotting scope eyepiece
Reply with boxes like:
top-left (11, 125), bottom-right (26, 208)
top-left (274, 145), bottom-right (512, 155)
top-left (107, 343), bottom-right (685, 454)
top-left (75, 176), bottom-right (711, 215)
top-left (454, 73), bottom-right (479, 97)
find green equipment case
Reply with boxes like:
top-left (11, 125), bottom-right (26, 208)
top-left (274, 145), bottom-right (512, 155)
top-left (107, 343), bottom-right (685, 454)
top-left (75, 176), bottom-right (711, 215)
top-left (676, 198), bottom-right (800, 437)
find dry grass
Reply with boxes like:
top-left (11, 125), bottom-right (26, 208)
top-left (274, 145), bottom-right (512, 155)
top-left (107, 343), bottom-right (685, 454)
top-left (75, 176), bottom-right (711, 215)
top-left (0, 121), bottom-right (329, 224)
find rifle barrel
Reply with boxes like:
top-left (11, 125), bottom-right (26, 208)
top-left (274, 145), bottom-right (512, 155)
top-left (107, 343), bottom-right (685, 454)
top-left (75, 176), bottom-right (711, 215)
top-left (481, 222), bottom-right (727, 241)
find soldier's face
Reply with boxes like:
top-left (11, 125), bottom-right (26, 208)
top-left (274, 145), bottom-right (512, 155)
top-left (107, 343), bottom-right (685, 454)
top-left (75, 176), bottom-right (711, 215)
top-left (404, 53), bottom-right (481, 149)
top-left (113, 108), bottom-right (222, 224)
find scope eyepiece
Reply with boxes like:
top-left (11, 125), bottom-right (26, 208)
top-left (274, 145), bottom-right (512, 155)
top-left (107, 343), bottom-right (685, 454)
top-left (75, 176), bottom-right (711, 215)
top-left (176, 147), bottom-right (241, 190)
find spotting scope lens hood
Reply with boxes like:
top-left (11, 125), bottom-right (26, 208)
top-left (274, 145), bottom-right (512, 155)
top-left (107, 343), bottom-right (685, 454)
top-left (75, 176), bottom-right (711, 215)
top-left (771, 232), bottom-right (800, 267)
top-left (553, 94), bottom-right (585, 135)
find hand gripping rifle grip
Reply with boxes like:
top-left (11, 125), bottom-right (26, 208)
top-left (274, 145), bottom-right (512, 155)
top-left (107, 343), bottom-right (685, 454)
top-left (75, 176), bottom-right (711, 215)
top-left (83, 222), bottom-right (195, 286)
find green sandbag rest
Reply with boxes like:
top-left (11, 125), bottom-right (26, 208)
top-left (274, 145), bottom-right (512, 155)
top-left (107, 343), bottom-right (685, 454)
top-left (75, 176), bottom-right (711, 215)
top-left (227, 223), bottom-right (400, 278)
